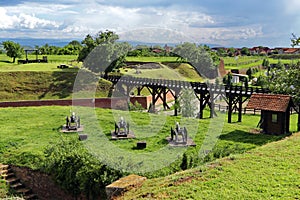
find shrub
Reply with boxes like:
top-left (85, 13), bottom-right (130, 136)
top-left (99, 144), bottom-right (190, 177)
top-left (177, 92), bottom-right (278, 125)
top-left (43, 138), bottom-right (123, 199)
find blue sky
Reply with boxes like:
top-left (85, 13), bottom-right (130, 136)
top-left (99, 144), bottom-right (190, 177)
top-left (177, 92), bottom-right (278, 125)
top-left (0, 0), bottom-right (300, 47)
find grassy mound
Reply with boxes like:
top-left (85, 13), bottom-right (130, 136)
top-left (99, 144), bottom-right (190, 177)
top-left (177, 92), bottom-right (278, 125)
top-left (119, 132), bottom-right (300, 199)
top-left (0, 71), bottom-right (112, 101)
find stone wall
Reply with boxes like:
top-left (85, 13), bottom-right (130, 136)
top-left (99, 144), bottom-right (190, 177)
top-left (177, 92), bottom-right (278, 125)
top-left (11, 165), bottom-right (84, 200)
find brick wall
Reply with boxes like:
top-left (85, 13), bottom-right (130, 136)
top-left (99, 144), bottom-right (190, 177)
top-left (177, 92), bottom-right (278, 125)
top-left (0, 94), bottom-right (173, 110)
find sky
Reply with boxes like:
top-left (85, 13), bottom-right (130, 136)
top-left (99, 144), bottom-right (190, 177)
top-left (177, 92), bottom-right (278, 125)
top-left (0, 0), bottom-right (300, 47)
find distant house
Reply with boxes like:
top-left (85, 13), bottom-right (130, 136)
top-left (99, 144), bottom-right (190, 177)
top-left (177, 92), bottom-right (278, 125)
top-left (283, 48), bottom-right (300, 54)
top-left (246, 94), bottom-right (292, 135)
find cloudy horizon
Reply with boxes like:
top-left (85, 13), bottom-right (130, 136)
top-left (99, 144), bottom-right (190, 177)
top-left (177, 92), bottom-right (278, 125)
top-left (1, 0), bottom-right (300, 47)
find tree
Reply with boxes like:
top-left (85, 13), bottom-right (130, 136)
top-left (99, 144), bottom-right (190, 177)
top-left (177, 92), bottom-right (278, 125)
top-left (227, 47), bottom-right (236, 57)
top-left (83, 41), bottom-right (131, 75)
top-left (2, 41), bottom-right (24, 63)
top-left (178, 89), bottom-right (198, 117)
top-left (268, 63), bottom-right (300, 104)
top-left (78, 30), bottom-right (119, 62)
top-left (291, 33), bottom-right (300, 47)
top-left (241, 47), bottom-right (250, 56)
top-left (172, 42), bottom-right (217, 79)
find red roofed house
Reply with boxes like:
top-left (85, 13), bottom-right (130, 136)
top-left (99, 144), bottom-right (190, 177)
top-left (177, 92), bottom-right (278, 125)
top-left (246, 94), bottom-right (292, 135)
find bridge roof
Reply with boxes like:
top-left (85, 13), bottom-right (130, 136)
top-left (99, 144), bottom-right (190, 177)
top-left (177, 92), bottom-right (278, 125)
top-left (246, 94), bottom-right (291, 112)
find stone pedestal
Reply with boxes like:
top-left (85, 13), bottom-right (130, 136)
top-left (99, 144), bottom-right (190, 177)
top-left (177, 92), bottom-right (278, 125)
top-left (105, 174), bottom-right (146, 199)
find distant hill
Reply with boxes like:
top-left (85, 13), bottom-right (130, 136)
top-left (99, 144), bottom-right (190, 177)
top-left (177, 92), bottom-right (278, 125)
top-left (120, 40), bottom-right (221, 48)
top-left (0, 37), bottom-right (221, 49)
top-left (0, 38), bottom-right (80, 48)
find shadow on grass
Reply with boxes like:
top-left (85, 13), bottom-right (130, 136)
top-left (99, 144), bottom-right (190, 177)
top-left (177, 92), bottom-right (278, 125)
top-left (218, 130), bottom-right (288, 146)
top-left (39, 71), bottom-right (77, 99)
top-left (0, 60), bottom-right (12, 63)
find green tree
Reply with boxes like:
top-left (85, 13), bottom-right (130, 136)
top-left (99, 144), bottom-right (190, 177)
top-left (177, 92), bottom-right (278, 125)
top-left (227, 47), bottom-right (236, 57)
top-left (78, 30), bottom-right (119, 62)
top-left (291, 33), bottom-right (300, 47)
top-left (241, 47), bottom-right (250, 56)
top-left (173, 42), bottom-right (217, 78)
top-left (2, 41), bottom-right (24, 63)
top-left (268, 63), bottom-right (300, 104)
top-left (216, 48), bottom-right (227, 57)
top-left (178, 89), bottom-right (198, 117)
top-left (83, 41), bottom-right (131, 75)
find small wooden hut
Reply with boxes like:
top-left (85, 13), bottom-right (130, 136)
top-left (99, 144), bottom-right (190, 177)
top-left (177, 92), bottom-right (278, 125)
top-left (246, 94), bottom-right (292, 135)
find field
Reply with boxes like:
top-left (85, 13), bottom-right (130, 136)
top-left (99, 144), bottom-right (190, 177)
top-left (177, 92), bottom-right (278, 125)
top-left (222, 55), bottom-right (300, 70)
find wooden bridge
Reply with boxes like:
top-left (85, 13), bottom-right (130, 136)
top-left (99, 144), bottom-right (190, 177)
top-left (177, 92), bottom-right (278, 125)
top-left (104, 75), bottom-right (270, 123)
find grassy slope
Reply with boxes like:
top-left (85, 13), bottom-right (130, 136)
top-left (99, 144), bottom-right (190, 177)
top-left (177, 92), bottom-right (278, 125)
top-left (0, 71), bottom-right (112, 101)
top-left (121, 62), bottom-right (202, 82)
top-left (119, 132), bottom-right (300, 199)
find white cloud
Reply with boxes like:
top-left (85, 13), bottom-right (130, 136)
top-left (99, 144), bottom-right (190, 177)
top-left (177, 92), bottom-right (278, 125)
top-left (284, 0), bottom-right (300, 14)
top-left (0, 7), bottom-right (61, 31)
top-left (0, 1), bottom-right (275, 46)
top-left (17, 13), bottom-right (61, 29)
top-left (0, 8), bottom-right (19, 29)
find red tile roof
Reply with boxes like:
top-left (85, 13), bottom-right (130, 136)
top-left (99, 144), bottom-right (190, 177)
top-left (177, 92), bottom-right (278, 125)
top-left (246, 94), bottom-right (291, 112)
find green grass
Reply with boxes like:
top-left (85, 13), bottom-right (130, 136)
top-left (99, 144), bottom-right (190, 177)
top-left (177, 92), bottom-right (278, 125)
top-left (119, 131), bottom-right (300, 199)
top-left (126, 56), bottom-right (179, 62)
top-left (0, 179), bottom-right (8, 198)
top-left (0, 54), bottom-right (81, 72)
top-left (0, 71), bottom-right (112, 101)
top-left (0, 105), bottom-right (298, 198)
top-left (0, 106), bottom-right (297, 171)
top-left (222, 55), bottom-right (300, 71)
top-left (222, 56), bottom-right (264, 70)
top-left (121, 63), bottom-right (202, 82)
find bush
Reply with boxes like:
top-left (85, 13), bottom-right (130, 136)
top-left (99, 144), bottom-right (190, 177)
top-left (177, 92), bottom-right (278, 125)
top-left (43, 138), bottom-right (123, 199)
top-left (129, 101), bottom-right (144, 111)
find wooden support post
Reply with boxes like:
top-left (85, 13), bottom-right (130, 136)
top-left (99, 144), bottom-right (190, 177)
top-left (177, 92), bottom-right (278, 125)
top-left (162, 87), bottom-right (167, 111)
top-left (199, 91), bottom-right (204, 119)
top-left (174, 95), bottom-right (178, 116)
top-left (238, 95), bottom-right (243, 122)
top-left (210, 93), bottom-right (215, 118)
top-left (228, 95), bottom-right (232, 123)
top-left (137, 87), bottom-right (141, 96)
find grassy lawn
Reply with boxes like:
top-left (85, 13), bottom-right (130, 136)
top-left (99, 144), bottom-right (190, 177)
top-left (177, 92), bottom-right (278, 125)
top-left (222, 56), bottom-right (264, 70)
top-left (0, 106), bottom-right (298, 198)
top-left (121, 63), bottom-right (203, 82)
top-left (0, 105), bottom-right (297, 198)
top-left (119, 131), bottom-right (300, 199)
top-left (0, 54), bottom-right (81, 72)
top-left (126, 56), bottom-right (179, 62)
top-left (0, 106), bottom-right (297, 172)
